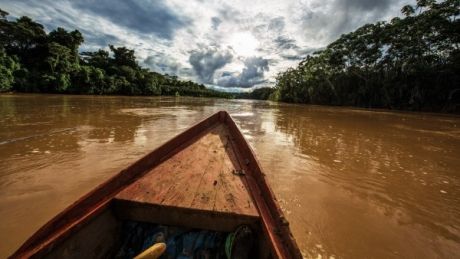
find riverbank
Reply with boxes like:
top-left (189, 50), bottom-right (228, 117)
top-left (0, 10), bottom-right (233, 99)
top-left (272, 1), bottom-right (459, 114)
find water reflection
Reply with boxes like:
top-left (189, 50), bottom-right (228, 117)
top-left (263, 104), bottom-right (460, 258)
top-left (0, 94), bottom-right (459, 258)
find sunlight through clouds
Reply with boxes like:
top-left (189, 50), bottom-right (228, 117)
top-left (228, 32), bottom-right (259, 57)
top-left (0, 0), bottom-right (414, 91)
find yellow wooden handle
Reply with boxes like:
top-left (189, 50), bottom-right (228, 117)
top-left (133, 242), bottom-right (167, 259)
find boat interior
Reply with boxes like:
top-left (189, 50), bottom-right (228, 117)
top-left (43, 206), bottom-right (272, 258)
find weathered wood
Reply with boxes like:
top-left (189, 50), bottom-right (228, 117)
top-left (43, 210), bottom-right (120, 259)
top-left (224, 113), bottom-right (303, 259)
top-left (113, 200), bottom-right (259, 232)
top-left (10, 111), bottom-right (302, 259)
top-left (115, 124), bottom-right (259, 225)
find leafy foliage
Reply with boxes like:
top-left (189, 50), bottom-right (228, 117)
top-left (0, 10), bottom-right (232, 98)
top-left (274, 0), bottom-right (460, 112)
top-left (0, 47), bottom-right (19, 91)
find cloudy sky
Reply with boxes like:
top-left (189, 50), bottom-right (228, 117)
top-left (1, 0), bottom-right (413, 91)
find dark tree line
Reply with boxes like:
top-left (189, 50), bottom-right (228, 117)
top-left (0, 9), bottom-right (231, 98)
top-left (234, 87), bottom-right (276, 100)
top-left (273, 0), bottom-right (460, 112)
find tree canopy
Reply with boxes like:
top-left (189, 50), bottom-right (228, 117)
top-left (273, 0), bottom-right (459, 112)
top-left (0, 10), bottom-right (231, 98)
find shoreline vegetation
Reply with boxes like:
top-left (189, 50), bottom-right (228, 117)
top-left (0, 9), bottom-right (232, 99)
top-left (271, 0), bottom-right (459, 113)
top-left (1, 0), bottom-right (459, 113)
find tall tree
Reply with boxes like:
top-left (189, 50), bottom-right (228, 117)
top-left (274, 0), bottom-right (460, 112)
top-left (109, 45), bottom-right (138, 68)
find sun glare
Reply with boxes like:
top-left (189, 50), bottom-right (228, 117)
top-left (229, 31), bottom-right (258, 57)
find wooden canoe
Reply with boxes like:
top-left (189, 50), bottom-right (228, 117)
top-left (10, 111), bottom-right (302, 259)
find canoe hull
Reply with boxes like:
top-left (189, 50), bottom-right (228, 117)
top-left (10, 111), bottom-right (302, 259)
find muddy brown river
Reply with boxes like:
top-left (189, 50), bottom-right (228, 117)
top-left (0, 94), bottom-right (459, 258)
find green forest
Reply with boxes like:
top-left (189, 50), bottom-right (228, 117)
top-left (233, 87), bottom-right (276, 100)
top-left (0, 9), bottom-right (231, 98)
top-left (273, 0), bottom-right (459, 112)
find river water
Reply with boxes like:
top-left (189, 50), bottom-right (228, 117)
top-left (0, 94), bottom-right (459, 258)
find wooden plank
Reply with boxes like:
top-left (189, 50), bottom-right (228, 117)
top-left (213, 133), bottom-right (255, 214)
top-left (224, 113), bottom-right (303, 259)
top-left (115, 124), bottom-right (259, 219)
top-left (158, 125), bottom-right (219, 208)
top-left (121, 129), bottom-right (212, 204)
top-left (43, 210), bottom-right (120, 259)
top-left (113, 200), bottom-right (259, 232)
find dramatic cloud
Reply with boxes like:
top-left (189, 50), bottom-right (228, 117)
top-left (211, 17), bottom-right (222, 30)
top-left (144, 53), bottom-right (180, 76)
top-left (274, 36), bottom-right (299, 50)
top-left (342, 0), bottom-right (393, 11)
top-left (189, 47), bottom-right (233, 84)
top-left (268, 17), bottom-right (285, 33)
top-left (1, 0), bottom-right (414, 90)
top-left (296, 0), bottom-right (400, 45)
top-left (72, 0), bottom-right (188, 40)
top-left (217, 57), bottom-right (270, 88)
